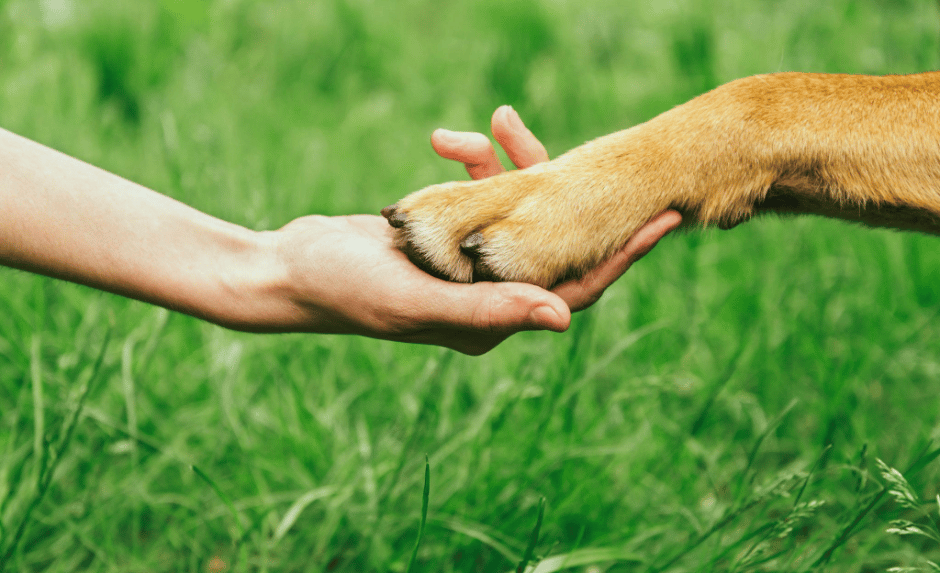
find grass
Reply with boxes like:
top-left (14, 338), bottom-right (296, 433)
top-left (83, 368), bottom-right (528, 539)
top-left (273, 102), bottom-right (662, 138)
top-left (0, 0), bottom-right (938, 571)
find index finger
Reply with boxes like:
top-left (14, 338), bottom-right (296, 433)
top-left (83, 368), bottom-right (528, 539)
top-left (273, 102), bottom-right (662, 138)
top-left (431, 129), bottom-right (505, 180)
top-left (490, 105), bottom-right (550, 169)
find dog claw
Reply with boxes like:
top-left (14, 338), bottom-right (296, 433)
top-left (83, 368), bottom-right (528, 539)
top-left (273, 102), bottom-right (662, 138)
top-left (460, 232), bottom-right (485, 256)
top-left (381, 204), bottom-right (408, 228)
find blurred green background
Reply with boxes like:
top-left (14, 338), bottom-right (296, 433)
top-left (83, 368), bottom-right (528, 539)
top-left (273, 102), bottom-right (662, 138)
top-left (0, 0), bottom-right (938, 571)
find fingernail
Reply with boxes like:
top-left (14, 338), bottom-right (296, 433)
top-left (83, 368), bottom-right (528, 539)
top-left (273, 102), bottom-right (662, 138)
top-left (529, 305), bottom-right (564, 332)
top-left (434, 128), bottom-right (460, 143)
top-left (506, 106), bottom-right (526, 132)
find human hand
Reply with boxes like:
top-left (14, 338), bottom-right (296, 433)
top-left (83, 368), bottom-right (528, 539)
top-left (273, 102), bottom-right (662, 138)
top-left (0, 113), bottom-right (674, 353)
top-left (264, 107), bottom-right (681, 354)
top-left (430, 105), bottom-right (683, 312)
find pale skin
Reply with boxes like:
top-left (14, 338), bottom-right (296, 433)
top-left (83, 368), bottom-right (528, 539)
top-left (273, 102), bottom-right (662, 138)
top-left (0, 106), bottom-right (681, 355)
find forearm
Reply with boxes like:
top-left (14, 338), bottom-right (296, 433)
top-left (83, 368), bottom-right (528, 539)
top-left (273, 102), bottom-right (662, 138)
top-left (620, 72), bottom-right (940, 233)
top-left (0, 107), bottom-right (670, 352)
top-left (0, 127), bottom-right (287, 329)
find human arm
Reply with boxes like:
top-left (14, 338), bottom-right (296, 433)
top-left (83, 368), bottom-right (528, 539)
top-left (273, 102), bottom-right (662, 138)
top-left (0, 109), bottom-right (680, 355)
top-left (0, 126), bottom-right (278, 327)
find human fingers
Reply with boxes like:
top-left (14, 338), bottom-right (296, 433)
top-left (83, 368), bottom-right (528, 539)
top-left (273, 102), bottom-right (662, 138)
top-left (402, 279), bottom-right (571, 340)
top-left (553, 210), bottom-right (683, 312)
top-left (338, 215), bottom-right (571, 335)
top-left (490, 105), bottom-right (550, 169)
top-left (431, 129), bottom-right (505, 180)
top-left (620, 210), bottom-right (683, 265)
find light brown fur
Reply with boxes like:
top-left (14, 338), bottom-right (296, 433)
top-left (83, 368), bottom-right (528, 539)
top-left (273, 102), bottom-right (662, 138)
top-left (384, 72), bottom-right (940, 288)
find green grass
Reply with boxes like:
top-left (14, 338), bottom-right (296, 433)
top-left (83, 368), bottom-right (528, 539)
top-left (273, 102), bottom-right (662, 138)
top-left (0, 0), bottom-right (938, 571)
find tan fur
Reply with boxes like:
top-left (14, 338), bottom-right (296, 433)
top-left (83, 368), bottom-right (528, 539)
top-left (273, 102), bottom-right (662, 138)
top-left (385, 72), bottom-right (940, 288)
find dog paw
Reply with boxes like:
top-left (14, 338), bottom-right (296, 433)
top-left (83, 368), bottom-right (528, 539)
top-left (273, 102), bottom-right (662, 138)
top-left (383, 161), bottom-right (658, 288)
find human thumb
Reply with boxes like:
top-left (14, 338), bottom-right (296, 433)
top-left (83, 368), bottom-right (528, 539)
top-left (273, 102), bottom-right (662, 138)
top-left (486, 283), bottom-right (572, 333)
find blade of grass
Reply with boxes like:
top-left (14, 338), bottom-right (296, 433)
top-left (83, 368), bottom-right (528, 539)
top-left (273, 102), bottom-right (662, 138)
top-left (794, 444), bottom-right (832, 507)
top-left (531, 546), bottom-right (644, 573)
top-left (29, 335), bottom-right (44, 489)
top-left (120, 335), bottom-right (140, 555)
top-left (406, 455), bottom-right (430, 573)
top-left (190, 463), bottom-right (248, 571)
top-left (690, 334), bottom-right (751, 436)
top-left (734, 398), bottom-right (799, 501)
top-left (810, 446), bottom-right (939, 569)
top-left (517, 496), bottom-right (545, 573)
top-left (80, 403), bottom-right (265, 565)
top-left (190, 464), bottom-right (245, 542)
top-left (854, 443), bottom-right (869, 494)
top-left (716, 443), bottom-right (832, 569)
top-left (528, 312), bottom-right (595, 461)
top-left (379, 350), bottom-right (450, 505)
top-left (0, 385), bottom-right (31, 547)
top-left (558, 524), bottom-right (586, 572)
top-left (0, 326), bottom-right (111, 571)
top-left (272, 486), bottom-right (337, 543)
top-left (653, 473), bottom-right (801, 572)
top-left (430, 517), bottom-right (521, 565)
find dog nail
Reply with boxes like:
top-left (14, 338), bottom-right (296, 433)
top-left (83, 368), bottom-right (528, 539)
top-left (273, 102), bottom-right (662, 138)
top-left (382, 205), bottom-right (408, 228)
top-left (460, 232), bottom-right (485, 255)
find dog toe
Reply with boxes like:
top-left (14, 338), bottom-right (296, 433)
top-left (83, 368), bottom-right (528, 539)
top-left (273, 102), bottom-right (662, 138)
top-left (381, 204), bottom-right (409, 228)
top-left (459, 232), bottom-right (485, 256)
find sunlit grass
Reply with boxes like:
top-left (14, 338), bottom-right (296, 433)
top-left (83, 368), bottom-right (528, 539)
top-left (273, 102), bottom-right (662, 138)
top-left (0, 0), bottom-right (938, 571)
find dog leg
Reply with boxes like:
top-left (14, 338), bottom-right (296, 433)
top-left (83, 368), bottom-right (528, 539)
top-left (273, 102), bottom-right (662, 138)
top-left (385, 72), bottom-right (939, 287)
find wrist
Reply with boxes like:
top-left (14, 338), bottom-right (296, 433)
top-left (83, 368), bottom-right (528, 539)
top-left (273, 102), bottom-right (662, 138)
top-left (196, 227), bottom-right (296, 332)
